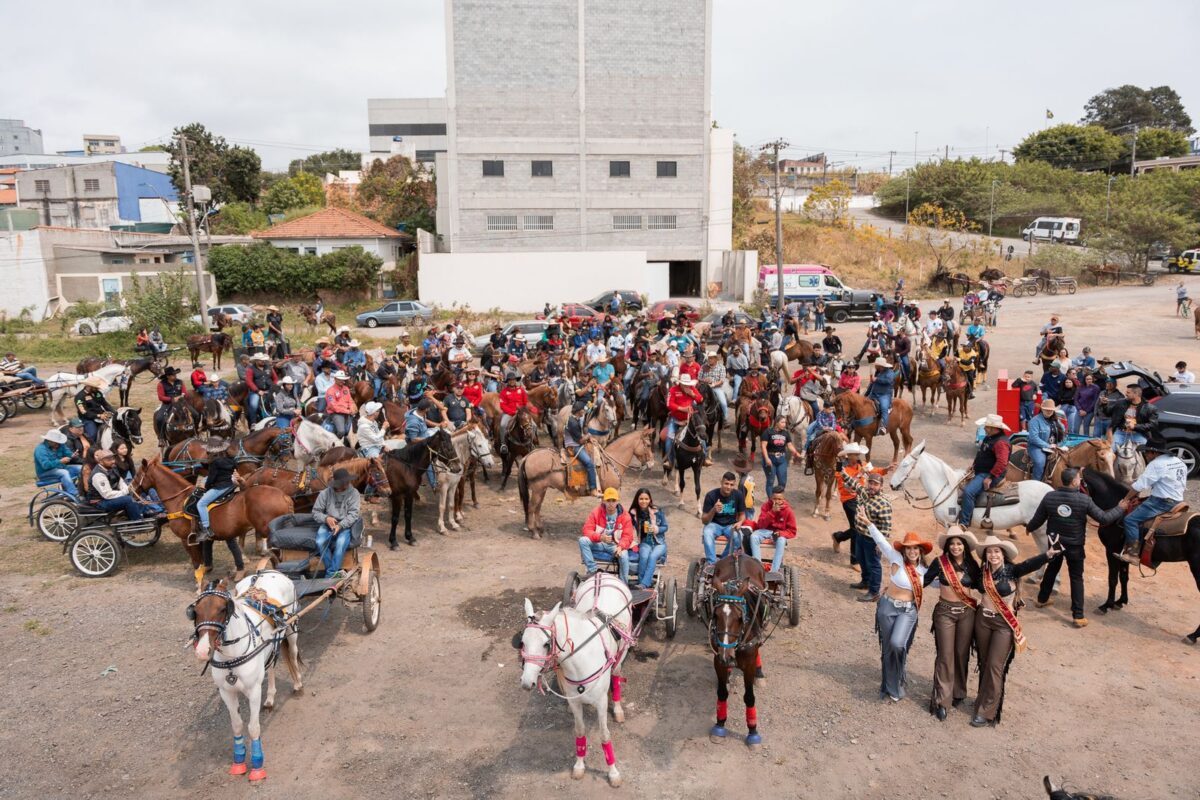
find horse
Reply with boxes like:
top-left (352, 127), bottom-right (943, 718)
top-left (162, 396), bottom-right (201, 448)
top-left (434, 420), bottom-right (495, 534)
top-left (811, 429), bottom-right (848, 519)
top-left (1081, 468), bottom-right (1200, 644)
top-left (187, 332), bottom-right (232, 370)
top-left (1039, 334), bottom-right (1066, 373)
top-left (242, 457), bottom-right (391, 514)
top-left (970, 337), bottom-right (991, 389)
top-left (774, 395), bottom-right (812, 452)
top-left (384, 428), bottom-right (461, 549)
top-left (553, 398), bottom-right (618, 449)
top-left (942, 358), bottom-right (969, 427)
top-left (914, 345), bottom-right (942, 411)
top-left (697, 382), bottom-right (726, 452)
top-left (708, 553), bottom-right (768, 750)
top-left (518, 428), bottom-right (656, 539)
top-left (831, 391), bottom-right (914, 467)
top-left (664, 412), bottom-right (708, 514)
top-left (735, 393), bottom-right (773, 459)
top-left (979, 267), bottom-right (1006, 282)
top-left (889, 440), bottom-right (1052, 535)
top-left (165, 427), bottom-right (288, 478)
top-left (95, 406), bottom-right (144, 450)
top-left (188, 574), bottom-right (302, 783)
top-left (44, 362), bottom-right (128, 425)
top-left (1113, 439), bottom-right (1145, 484)
top-left (110, 357), bottom-right (162, 406)
top-left (131, 457), bottom-right (296, 586)
top-left (1006, 439), bottom-right (1115, 486)
top-left (495, 405), bottom-right (540, 491)
top-left (292, 418), bottom-right (343, 469)
top-left (201, 396), bottom-right (235, 439)
top-left (297, 304), bottom-right (336, 334)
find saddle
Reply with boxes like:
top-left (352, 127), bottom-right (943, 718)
top-left (182, 485), bottom-right (237, 520)
top-left (564, 443), bottom-right (600, 493)
top-left (1140, 501), bottom-right (1195, 568)
top-left (958, 478), bottom-right (1021, 528)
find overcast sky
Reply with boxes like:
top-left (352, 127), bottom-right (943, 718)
top-left (7, 0), bottom-right (1197, 171)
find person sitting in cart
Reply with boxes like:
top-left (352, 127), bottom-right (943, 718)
top-left (2, 351), bottom-right (45, 386)
top-left (74, 376), bottom-right (114, 445)
top-left (578, 487), bottom-right (634, 583)
top-left (312, 468), bottom-right (361, 580)
top-left (88, 448), bottom-right (152, 520)
top-left (701, 472), bottom-right (746, 565)
top-left (34, 428), bottom-right (82, 500)
top-left (59, 418), bottom-right (89, 464)
top-left (148, 328), bottom-right (167, 356)
top-left (749, 487), bottom-right (797, 573)
top-left (629, 487), bottom-right (668, 589)
top-left (193, 437), bottom-right (243, 543)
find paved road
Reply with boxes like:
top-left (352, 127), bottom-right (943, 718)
top-left (849, 206), bottom-right (1038, 258)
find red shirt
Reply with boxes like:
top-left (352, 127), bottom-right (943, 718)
top-left (791, 368), bottom-right (818, 387)
top-left (754, 501), bottom-right (797, 539)
top-left (679, 361), bottom-right (701, 380)
top-left (190, 369), bottom-right (206, 390)
top-left (462, 382), bottom-right (483, 408)
top-left (668, 384), bottom-right (701, 422)
top-left (499, 386), bottom-right (528, 416)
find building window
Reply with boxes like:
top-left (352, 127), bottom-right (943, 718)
top-left (304, 247), bottom-right (317, 256)
top-left (34, 179), bottom-right (50, 192)
top-left (109, 257), bottom-right (126, 265)
top-left (523, 215), bottom-right (554, 231)
top-left (613, 215), bottom-right (642, 230)
top-left (84, 178), bottom-right (100, 191)
top-left (648, 214), bottom-right (678, 230)
top-left (482, 160), bottom-right (504, 177)
top-left (657, 161), bottom-right (677, 178)
top-left (531, 160), bottom-right (553, 177)
top-left (487, 215), bottom-right (518, 232)
top-left (609, 161), bottom-right (631, 178)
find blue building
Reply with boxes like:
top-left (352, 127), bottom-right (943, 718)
top-left (15, 161), bottom-right (179, 228)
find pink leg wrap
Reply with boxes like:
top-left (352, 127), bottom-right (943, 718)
top-left (746, 707), bottom-right (758, 727)
top-left (611, 674), bottom-right (623, 702)
top-left (602, 740), bottom-right (615, 767)
top-left (755, 651), bottom-right (763, 668)
top-left (716, 700), bottom-right (728, 720)
top-left (575, 736), bottom-right (587, 758)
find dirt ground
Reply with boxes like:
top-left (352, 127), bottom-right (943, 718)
top-left (0, 281), bottom-right (1197, 800)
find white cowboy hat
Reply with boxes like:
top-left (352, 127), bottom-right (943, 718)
top-left (976, 534), bottom-right (1018, 560)
top-left (206, 372), bottom-right (220, 382)
top-left (42, 429), bottom-right (68, 444)
top-left (837, 442), bottom-right (869, 457)
top-left (251, 352), bottom-right (270, 361)
top-left (678, 374), bottom-right (696, 386)
top-left (267, 305), bottom-right (279, 312)
top-left (348, 339), bottom-right (360, 348)
top-left (338, 325), bottom-right (350, 333)
top-left (361, 401), bottom-right (382, 416)
top-left (873, 357), bottom-right (892, 369)
top-left (936, 526), bottom-right (980, 552)
top-left (974, 413), bottom-right (1011, 431)
top-left (278, 375), bottom-right (296, 385)
top-left (332, 370), bottom-right (350, 380)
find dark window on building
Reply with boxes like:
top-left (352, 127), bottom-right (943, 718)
top-left (532, 160), bottom-right (553, 177)
top-left (657, 161), bottom-right (677, 178)
top-left (367, 123), bottom-right (449, 137)
top-left (34, 179), bottom-right (50, 192)
top-left (84, 178), bottom-right (100, 191)
top-left (483, 160), bottom-right (504, 177)
top-left (414, 150), bottom-right (443, 163)
top-left (609, 161), bottom-right (631, 178)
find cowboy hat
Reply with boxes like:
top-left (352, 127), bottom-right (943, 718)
top-left (936, 526), bottom-right (979, 552)
top-left (891, 531), bottom-right (933, 555)
top-left (42, 429), bottom-right (68, 444)
top-left (837, 442), bottom-right (869, 457)
top-left (873, 357), bottom-right (892, 369)
top-left (976, 534), bottom-right (1018, 560)
top-left (732, 455), bottom-right (751, 472)
top-left (361, 401), bottom-right (382, 416)
top-left (348, 339), bottom-right (360, 348)
top-left (400, 331), bottom-right (411, 338)
top-left (251, 352), bottom-right (270, 361)
top-left (332, 370), bottom-right (350, 380)
top-left (204, 437), bottom-right (228, 454)
top-left (161, 366), bottom-right (180, 377)
top-left (706, 351), bottom-right (719, 359)
top-left (278, 375), bottom-right (295, 385)
top-left (1138, 437), bottom-right (1170, 455)
top-left (206, 372), bottom-right (221, 382)
top-left (678, 374), bottom-right (696, 386)
top-left (82, 376), bottom-right (108, 390)
top-left (1039, 399), bottom-right (1057, 411)
top-left (315, 336), bottom-right (330, 344)
top-left (267, 305), bottom-right (279, 312)
top-left (338, 325), bottom-right (350, 333)
top-left (332, 468), bottom-right (353, 489)
top-left (974, 413), bottom-right (1011, 431)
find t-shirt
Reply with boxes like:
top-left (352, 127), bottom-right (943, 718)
top-left (1013, 378), bottom-right (1037, 403)
top-left (703, 488), bottom-right (745, 526)
top-left (763, 430), bottom-right (792, 456)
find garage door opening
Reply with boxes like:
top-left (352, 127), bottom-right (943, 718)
top-left (668, 260), bottom-right (702, 298)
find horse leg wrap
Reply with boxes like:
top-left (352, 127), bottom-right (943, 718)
top-left (229, 735), bottom-right (247, 775)
top-left (610, 674), bottom-right (623, 703)
top-left (745, 707), bottom-right (758, 729)
top-left (250, 738), bottom-right (264, 770)
top-left (602, 741), bottom-right (616, 767)
top-left (755, 651), bottom-right (763, 668)
top-left (575, 736), bottom-right (588, 758)
top-left (716, 700), bottom-right (728, 723)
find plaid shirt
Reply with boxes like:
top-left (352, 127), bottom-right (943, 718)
top-left (840, 467), bottom-right (892, 536)
top-left (699, 362), bottom-right (726, 387)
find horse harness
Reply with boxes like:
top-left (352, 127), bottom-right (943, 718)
top-left (707, 557), bottom-right (772, 655)
top-left (187, 581), bottom-right (290, 683)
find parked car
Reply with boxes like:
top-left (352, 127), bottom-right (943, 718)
top-left (190, 304), bottom-right (257, 330)
top-left (584, 290), bottom-right (643, 313)
top-left (1021, 216), bottom-right (1082, 244)
top-left (1100, 361), bottom-right (1200, 401)
top-left (698, 310), bottom-right (754, 342)
top-left (1166, 248), bottom-right (1200, 273)
top-left (355, 300), bottom-right (434, 328)
top-left (559, 303), bottom-right (600, 328)
top-left (73, 309), bottom-right (132, 336)
top-left (472, 319), bottom-right (549, 350)
top-left (1147, 391), bottom-right (1200, 476)
top-left (647, 300), bottom-right (701, 322)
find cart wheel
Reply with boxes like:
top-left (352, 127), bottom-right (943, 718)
top-left (786, 566), bottom-right (801, 627)
top-left (22, 392), bottom-right (48, 410)
top-left (70, 531), bottom-right (121, 578)
top-left (685, 559), bottom-right (700, 617)
top-left (120, 523), bottom-right (161, 549)
top-left (0, 401), bottom-right (8, 424)
top-left (362, 571), bottom-right (381, 632)
top-left (562, 570), bottom-right (581, 607)
top-left (37, 501), bottom-right (80, 542)
top-left (1, 398), bottom-right (15, 419)
top-left (1067, 281), bottom-right (1077, 295)
top-left (1142, 274), bottom-right (1156, 286)
top-left (665, 577), bottom-right (678, 638)
top-left (1045, 281), bottom-right (1058, 295)
top-left (1027, 283), bottom-right (1040, 296)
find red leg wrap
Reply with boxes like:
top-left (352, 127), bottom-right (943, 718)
top-left (602, 740), bottom-right (615, 767)
top-left (746, 707), bottom-right (758, 727)
top-left (611, 674), bottom-right (622, 702)
top-left (717, 700), bottom-right (728, 720)
top-left (575, 736), bottom-right (587, 758)
top-left (756, 651), bottom-right (763, 668)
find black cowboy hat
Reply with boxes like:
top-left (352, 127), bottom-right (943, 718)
top-left (1138, 438), bottom-right (1170, 455)
top-left (161, 366), bottom-right (180, 377)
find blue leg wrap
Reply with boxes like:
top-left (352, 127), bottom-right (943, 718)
top-left (232, 735), bottom-right (246, 764)
top-left (250, 738), bottom-right (264, 769)
top-left (745, 732), bottom-right (763, 746)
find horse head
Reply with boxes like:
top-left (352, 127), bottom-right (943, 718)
top-left (515, 598), bottom-right (561, 691)
top-left (709, 552), bottom-right (766, 666)
top-left (466, 422), bottom-right (497, 468)
top-left (365, 457), bottom-right (392, 498)
top-left (188, 578), bottom-right (236, 663)
top-left (428, 428), bottom-right (462, 473)
top-left (889, 439), bottom-right (926, 489)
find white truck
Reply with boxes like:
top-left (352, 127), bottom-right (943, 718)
top-left (1021, 216), bottom-right (1082, 244)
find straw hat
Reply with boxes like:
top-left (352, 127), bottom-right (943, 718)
top-left (348, 339), bottom-right (360, 348)
top-left (338, 325), bottom-right (350, 333)
top-left (891, 531), bottom-right (933, 555)
top-left (251, 352), bottom-right (269, 361)
top-left (976, 534), bottom-right (1018, 560)
top-left (267, 305), bottom-right (279, 312)
top-left (936, 526), bottom-right (979, 551)
top-left (873, 357), bottom-right (892, 369)
top-left (206, 372), bottom-right (220, 383)
top-left (315, 336), bottom-right (330, 344)
top-left (1039, 399), bottom-right (1057, 411)
top-left (974, 413), bottom-right (1011, 431)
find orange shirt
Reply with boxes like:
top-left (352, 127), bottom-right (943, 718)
top-left (836, 461), bottom-right (885, 503)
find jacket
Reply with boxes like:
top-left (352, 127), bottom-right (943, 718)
top-left (630, 506), bottom-right (668, 547)
top-left (74, 389), bottom-right (114, 421)
top-left (325, 383), bottom-right (356, 415)
top-left (1039, 371), bottom-right (1064, 402)
top-left (1026, 486), bottom-right (1125, 547)
top-left (754, 501), bottom-right (797, 539)
top-left (34, 441), bottom-right (70, 477)
top-left (1108, 398), bottom-right (1159, 436)
top-left (1026, 412), bottom-right (1064, 451)
top-left (499, 386), bottom-right (528, 416)
top-left (581, 503), bottom-right (635, 551)
top-left (157, 379), bottom-right (183, 405)
top-left (668, 384), bottom-right (701, 422)
top-left (312, 485), bottom-right (362, 530)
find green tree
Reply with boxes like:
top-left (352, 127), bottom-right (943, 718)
top-left (1129, 127), bottom-right (1190, 161)
top-left (138, 144), bottom-right (168, 153)
top-left (164, 123), bottom-right (262, 205)
top-left (1080, 177), bottom-right (1199, 271)
top-left (206, 243), bottom-right (381, 297)
top-left (1082, 84), bottom-right (1194, 134)
top-left (732, 141), bottom-right (766, 247)
top-left (209, 202), bottom-right (269, 235)
top-left (802, 179), bottom-right (851, 225)
top-left (261, 174), bottom-right (324, 215)
top-left (223, 146), bottom-right (263, 203)
top-left (1013, 124), bottom-right (1125, 170)
top-left (288, 149), bottom-right (362, 177)
top-left (122, 269), bottom-right (201, 335)
top-left (290, 172), bottom-right (326, 207)
top-left (356, 156), bottom-right (436, 233)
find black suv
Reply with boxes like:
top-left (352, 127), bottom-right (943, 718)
top-left (585, 290), bottom-right (643, 313)
top-left (1148, 391), bottom-right (1200, 476)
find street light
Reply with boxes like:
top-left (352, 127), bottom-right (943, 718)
top-left (987, 178), bottom-right (999, 238)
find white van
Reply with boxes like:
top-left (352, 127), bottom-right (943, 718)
top-left (1021, 217), bottom-right (1082, 244)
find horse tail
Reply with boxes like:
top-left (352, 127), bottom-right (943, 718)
top-left (518, 459), bottom-right (530, 516)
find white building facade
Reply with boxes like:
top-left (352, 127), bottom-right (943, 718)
top-left (366, 98), bottom-right (448, 167)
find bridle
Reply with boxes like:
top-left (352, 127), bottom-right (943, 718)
top-left (708, 559), bottom-right (769, 659)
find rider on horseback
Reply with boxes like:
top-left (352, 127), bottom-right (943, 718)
top-left (957, 414), bottom-right (1011, 527)
top-left (154, 366), bottom-right (184, 445)
top-left (498, 375), bottom-right (530, 456)
top-left (866, 357), bottom-right (895, 437)
top-left (342, 339), bottom-right (367, 381)
top-left (1033, 315), bottom-right (1063, 365)
top-left (193, 437), bottom-right (242, 543)
top-left (563, 401), bottom-right (602, 497)
top-left (666, 374), bottom-right (710, 467)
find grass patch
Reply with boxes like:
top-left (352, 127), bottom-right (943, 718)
top-left (23, 619), bottom-right (51, 636)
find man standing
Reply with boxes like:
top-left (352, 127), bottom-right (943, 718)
top-left (701, 472), bottom-right (746, 565)
top-left (1026, 399), bottom-right (1065, 481)
top-left (312, 468), bottom-right (362, 578)
top-left (1029, 467), bottom-right (1125, 627)
top-left (578, 488), bottom-right (633, 582)
top-left (1109, 384), bottom-right (1158, 453)
top-left (1012, 369), bottom-right (1038, 431)
top-left (1119, 439), bottom-right (1187, 564)
top-left (1040, 360), bottom-right (1065, 401)
top-left (847, 469), bottom-right (892, 602)
top-left (958, 414), bottom-right (1011, 528)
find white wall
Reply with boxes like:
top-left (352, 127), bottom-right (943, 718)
top-left (707, 128), bottom-right (733, 252)
top-left (418, 249), bottom-right (669, 311)
top-left (262, 237), bottom-right (397, 267)
top-left (0, 230), bottom-right (52, 320)
top-left (137, 198), bottom-right (180, 224)
top-left (769, 191), bottom-right (878, 213)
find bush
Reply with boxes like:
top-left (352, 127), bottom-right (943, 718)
top-left (123, 269), bottom-right (202, 336)
top-left (207, 243), bottom-right (382, 297)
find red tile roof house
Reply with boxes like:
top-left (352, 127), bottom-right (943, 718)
top-left (250, 207), bottom-right (412, 274)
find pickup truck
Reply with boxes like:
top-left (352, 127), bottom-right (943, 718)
top-left (1165, 249), bottom-right (1200, 273)
top-left (820, 289), bottom-right (885, 323)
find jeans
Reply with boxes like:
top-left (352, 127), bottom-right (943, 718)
top-left (1029, 447), bottom-right (1048, 481)
top-left (83, 419), bottom-right (100, 444)
top-left (1019, 400), bottom-right (1035, 428)
top-left (637, 540), bottom-right (667, 588)
top-left (97, 494), bottom-right (144, 520)
top-left (1111, 430), bottom-right (1147, 452)
top-left (572, 444), bottom-right (598, 490)
top-left (853, 531), bottom-right (882, 593)
top-left (196, 487), bottom-right (230, 528)
top-left (1092, 416), bottom-right (1110, 438)
top-left (328, 413), bottom-right (353, 441)
top-left (762, 453), bottom-right (788, 496)
top-left (876, 595), bottom-right (918, 700)
top-left (749, 530), bottom-right (787, 572)
top-left (314, 523), bottom-right (352, 577)
top-left (665, 417), bottom-right (681, 463)
top-left (1060, 404), bottom-right (1078, 434)
top-left (957, 472), bottom-right (1000, 527)
top-left (485, 379), bottom-right (499, 393)
top-left (897, 355), bottom-right (911, 383)
top-left (248, 392), bottom-right (261, 424)
top-left (578, 538), bottom-right (629, 583)
top-left (702, 522), bottom-right (738, 564)
top-left (316, 397), bottom-right (327, 414)
top-left (623, 365), bottom-right (636, 389)
top-left (814, 312), bottom-right (825, 331)
top-left (1077, 411), bottom-right (1094, 436)
top-left (870, 392), bottom-right (891, 430)
top-left (41, 466), bottom-right (81, 498)
top-left (730, 374), bottom-right (743, 401)
top-left (1037, 544), bottom-right (1086, 619)
top-left (712, 386), bottom-right (729, 420)
top-left (359, 445), bottom-right (382, 458)
top-left (15, 368), bottom-right (44, 386)
top-left (1123, 496), bottom-right (1178, 546)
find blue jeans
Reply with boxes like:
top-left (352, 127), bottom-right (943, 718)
top-left (579, 538), bottom-right (629, 582)
top-left (814, 313), bottom-right (825, 331)
top-left (1060, 404), bottom-right (1078, 434)
top-left (97, 494), bottom-right (144, 520)
top-left (623, 365), bottom-right (636, 389)
top-left (749, 530), bottom-right (787, 572)
top-left (83, 419), bottom-right (100, 444)
top-left (713, 387), bottom-right (729, 420)
top-left (197, 487), bottom-right (228, 528)
top-left (41, 466), bottom-right (81, 498)
top-left (730, 373), bottom-right (743, 401)
top-left (702, 522), bottom-right (738, 564)
top-left (16, 368), bottom-right (44, 386)
top-left (1019, 400), bottom-right (1035, 427)
top-left (247, 392), bottom-right (261, 424)
top-left (1076, 410), bottom-right (1093, 436)
top-left (763, 453), bottom-right (788, 496)
top-left (314, 523), bottom-right (352, 577)
top-left (637, 540), bottom-right (667, 588)
top-left (1112, 430), bottom-right (1147, 452)
top-left (870, 392), bottom-right (891, 429)
top-left (853, 531), bottom-right (882, 593)
top-left (1123, 496), bottom-right (1177, 546)
top-left (275, 413), bottom-right (295, 429)
top-left (897, 355), bottom-right (911, 382)
top-left (485, 378), bottom-right (499, 393)
top-left (1092, 416), bottom-right (1110, 438)
top-left (1029, 447), bottom-right (1048, 481)
top-left (665, 417), bottom-right (680, 462)
top-left (957, 472), bottom-right (997, 527)
top-left (572, 444), bottom-right (598, 490)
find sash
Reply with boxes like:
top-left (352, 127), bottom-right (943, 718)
top-left (982, 567), bottom-right (1027, 654)
top-left (903, 561), bottom-right (923, 611)
top-left (938, 555), bottom-right (978, 609)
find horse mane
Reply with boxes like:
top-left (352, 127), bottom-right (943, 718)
top-left (386, 435), bottom-right (430, 465)
top-left (1081, 467), bottom-right (1128, 507)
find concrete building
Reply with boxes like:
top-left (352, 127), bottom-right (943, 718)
top-left (780, 154), bottom-right (826, 176)
top-left (1134, 153), bottom-right (1200, 174)
top-left (0, 151), bottom-right (171, 173)
top-left (0, 119), bottom-right (44, 157)
top-left (15, 162), bottom-right (178, 229)
top-left (82, 135), bottom-right (124, 155)
top-left (251, 206), bottom-right (410, 269)
top-left (417, 0), bottom-right (752, 311)
top-left (367, 98), bottom-right (448, 166)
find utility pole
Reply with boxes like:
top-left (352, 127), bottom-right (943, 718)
top-left (998, 149), bottom-right (1007, 164)
top-left (177, 135), bottom-right (210, 322)
top-left (944, 144), bottom-right (949, 161)
top-left (1105, 175), bottom-right (1116, 223)
top-left (761, 139), bottom-right (790, 312)
top-left (1129, 123), bottom-right (1139, 177)
top-left (887, 151), bottom-right (895, 175)
top-left (905, 131), bottom-right (918, 225)
top-left (988, 179), bottom-right (999, 238)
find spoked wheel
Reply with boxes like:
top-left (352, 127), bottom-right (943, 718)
top-left (362, 571), bottom-right (381, 632)
top-left (119, 523), bottom-right (161, 549)
top-left (1045, 281), bottom-right (1058, 295)
top-left (70, 531), bottom-right (121, 578)
top-left (685, 559), bottom-right (700, 617)
top-left (664, 577), bottom-right (678, 638)
top-left (22, 392), bottom-right (48, 410)
top-left (0, 401), bottom-right (8, 424)
top-left (1142, 273), bottom-right (1156, 286)
top-left (562, 570), bottom-right (581, 607)
top-left (786, 566), bottom-right (801, 627)
top-left (1066, 281), bottom-right (1077, 295)
top-left (1, 398), bottom-right (15, 419)
top-left (37, 501), bottom-right (80, 542)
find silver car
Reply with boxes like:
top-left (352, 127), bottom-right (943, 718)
top-left (356, 300), bottom-right (434, 328)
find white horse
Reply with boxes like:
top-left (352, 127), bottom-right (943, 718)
top-left (434, 421), bottom-right (495, 533)
top-left (517, 573), bottom-right (634, 787)
top-left (553, 397), bottom-right (618, 448)
top-left (889, 440), bottom-right (1051, 538)
top-left (292, 418), bottom-right (341, 468)
top-left (45, 363), bottom-right (128, 425)
top-left (1113, 440), bottom-right (1145, 484)
top-left (774, 395), bottom-right (812, 450)
top-left (190, 572), bottom-right (303, 783)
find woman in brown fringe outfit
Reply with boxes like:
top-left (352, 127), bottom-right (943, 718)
top-left (921, 526), bottom-right (981, 721)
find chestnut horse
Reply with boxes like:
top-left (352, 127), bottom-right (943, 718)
top-left (942, 358), bottom-right (969, 427)
top-left (165, 427), bottom-right (287, 477)
top-left (830, 391), bottom-right (914, 467)
top-left (708, 553), bottom-right (768, 750)
top-left (297, 304), bottom-right (336, 334)
top-left (811, 430), bottom-right (848, 520)
top-left (243, 456), bottom-right (390, 512)
top-left (187, 332), bottom-right (232, 370)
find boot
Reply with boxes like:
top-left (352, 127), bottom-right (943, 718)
top-left (193, 526), bottom-right (214, 544)
top-left (1118, 541), bottom-right (1142, 565)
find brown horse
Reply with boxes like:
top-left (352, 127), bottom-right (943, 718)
top-left (517, 427), bottom-right (656, 539)
top-left (1039, 334), bottom-right (1066, 372)
top-left (494, 404), bottom-right (541, 490)
top-left (811, 429), bottom-right (848, 519)
top-left (782, 338), bottom-right (816, 365)
top-left (165, 427), bottom-right (287, 476)
top-left (708, 553), bottom-right (767, 750)
top-left (735, 394), bottom-right (773, 459)
top-left (187, 332), bottom-right (232, 370)
top-left (243, 457), bottom-right (390, 513)
top-left (383, 428), bottom-right (461, 549)
top-left (351, 380), bottom-right (375, 406)
top-left (830, 391), bottom-right (914, 466)
top-left (942, 359), bottom-right (969, 426)
top-left (979, 267), bottom-right (1006, 282)
top-left (298, 305), bottom-right (336, 334)
top-left (131, 457), bottom-right (295, 587)
top-left (1006, 438), bottom-right (1115, 486)
top-left (915, 346), bottom-right (942, 412)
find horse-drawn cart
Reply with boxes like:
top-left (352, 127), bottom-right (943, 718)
top-left (0, 377), bottom-right (50, 423)
top-left (563, 551), bottom-right (678, 638)
top-left (1009, 276), bottom-right (1040, 297)
top-left (28, 484), bottom-right (163, 577)
top-left (1042, 276), bottom-right (1078, 295)
top-left (684, 531), bottom-right (800, 627)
